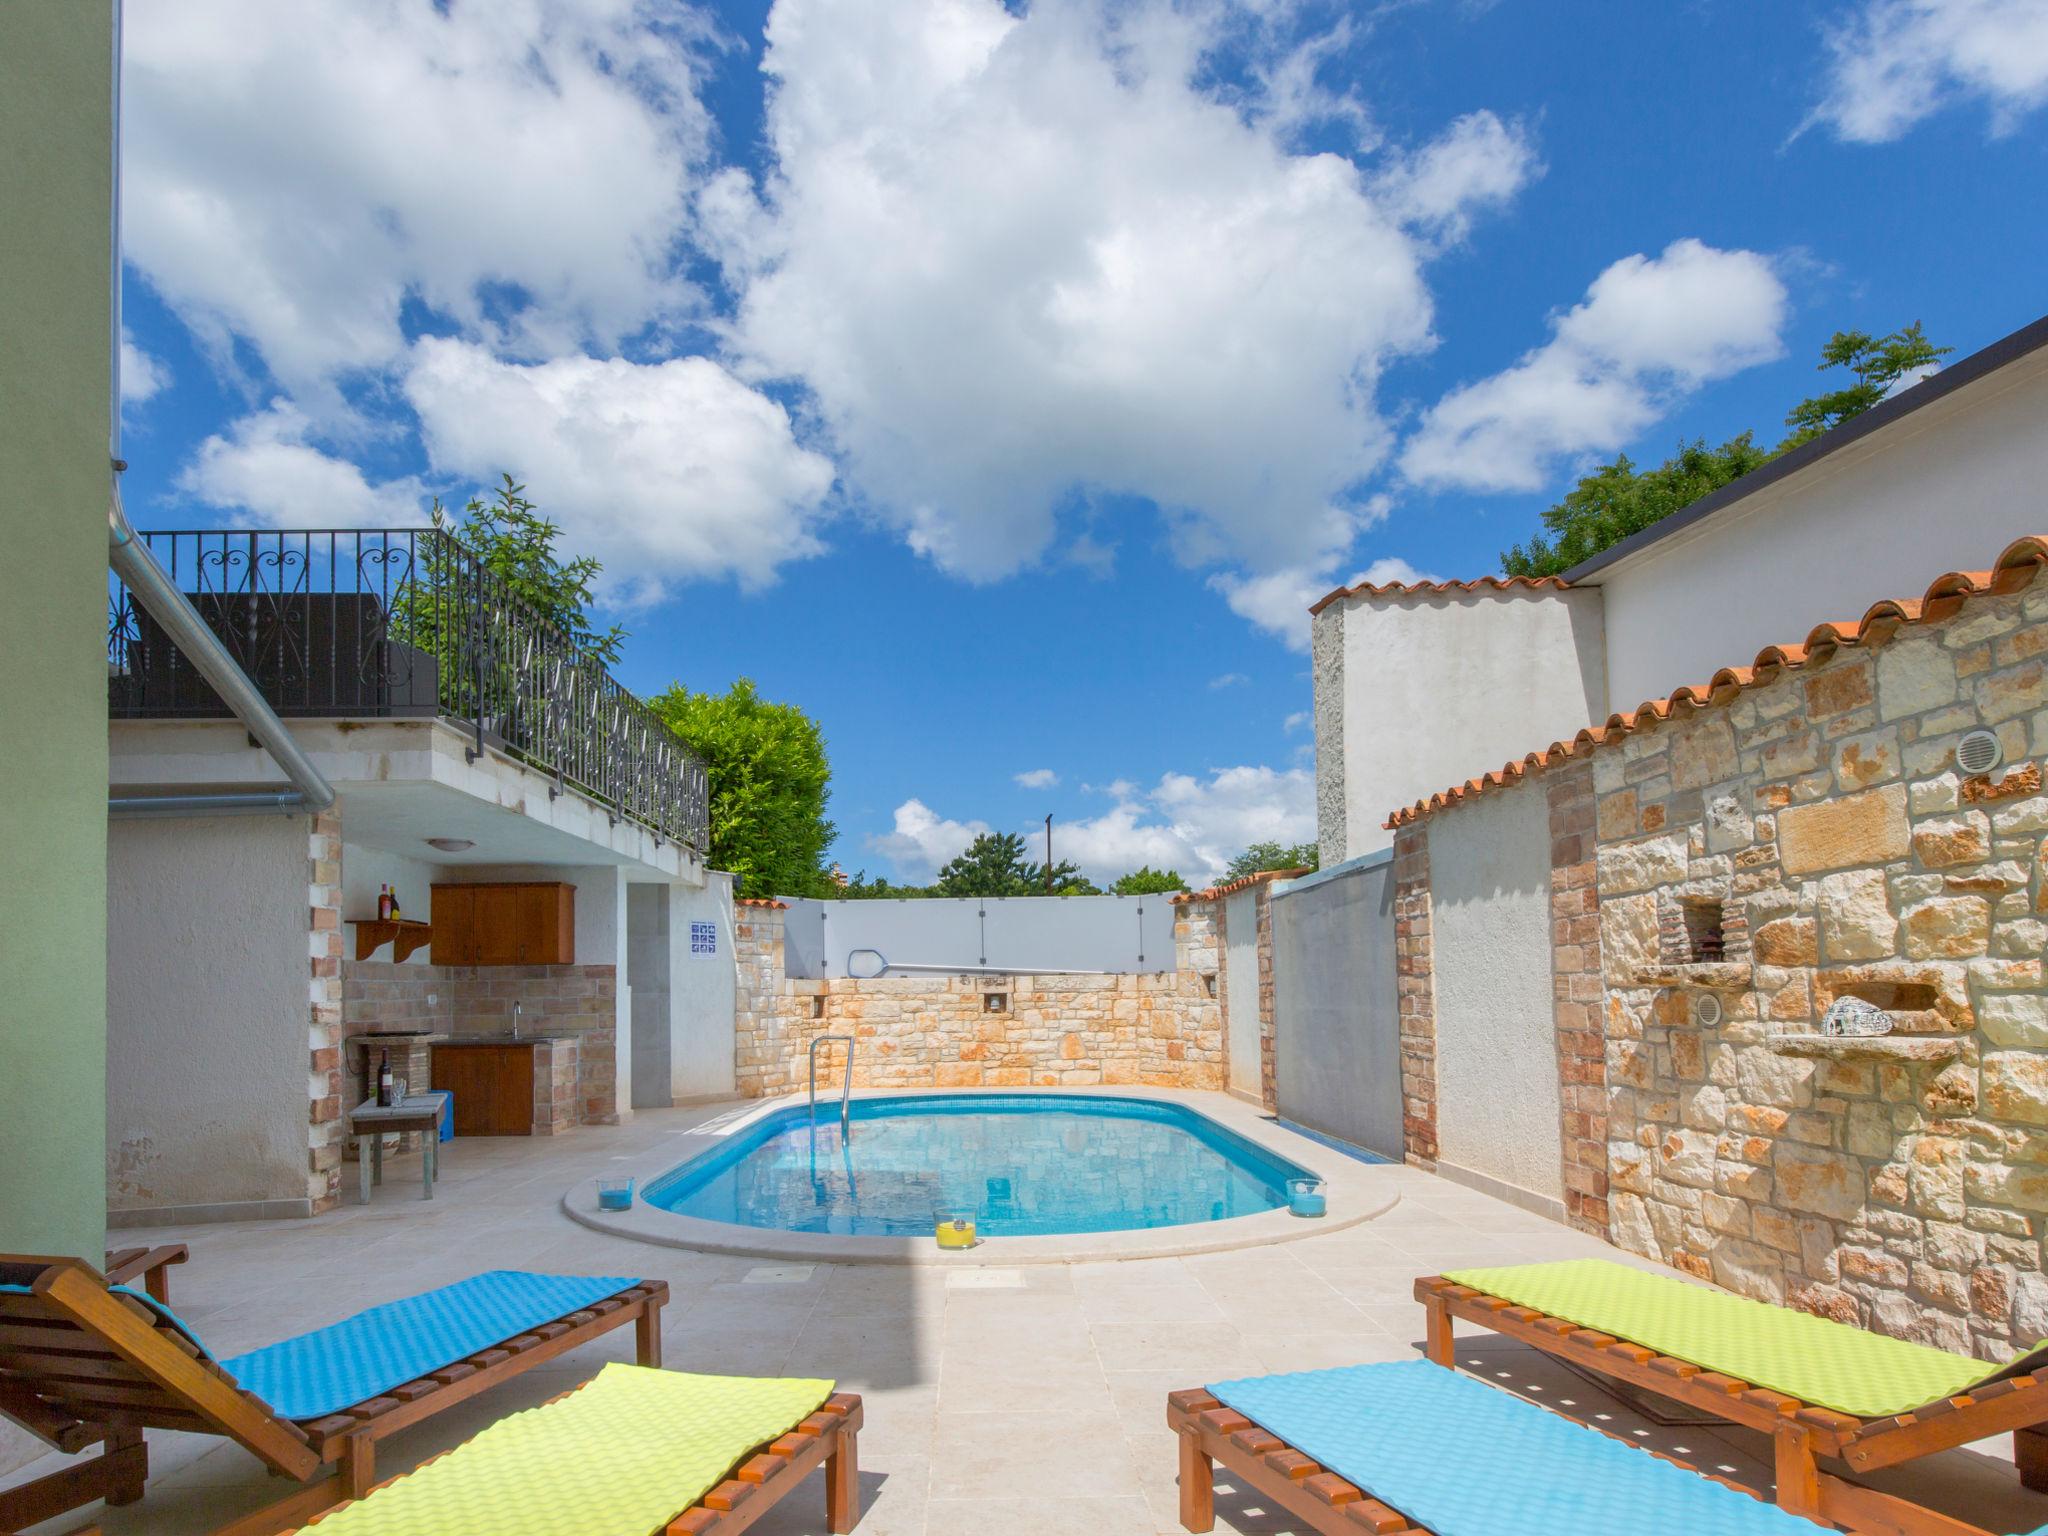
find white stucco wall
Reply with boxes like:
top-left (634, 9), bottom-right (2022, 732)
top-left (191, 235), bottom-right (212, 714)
top-left (1592, 347), bottom-right (2048, 709)
top-left (1223, 887), bottom-right (1260, 1097)
top-left (670, 873), bottom-right (737, 1100)
top-left (107, 816), bottom-right (310, 1216)
top-left (1321, 588), bottom-right (1606, 858)
top-left (1428, 782), bottom-right (1564, 1211)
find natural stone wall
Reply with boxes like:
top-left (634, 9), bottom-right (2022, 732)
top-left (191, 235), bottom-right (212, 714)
top-left (1393, 826), bottom-right (1439, 1167)
top-left (1547, 763), bottom-right (1610, 1234)
top-left (732, 899), bottom-right (1224, 1097)
top-left (1596, 578), bottom-right (2048, 1359)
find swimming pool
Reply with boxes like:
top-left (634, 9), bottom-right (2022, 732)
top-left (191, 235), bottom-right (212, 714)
top-left (641, 1093), bottom-right (1315, 1238)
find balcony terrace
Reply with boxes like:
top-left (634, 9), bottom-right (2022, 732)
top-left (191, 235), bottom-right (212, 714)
top-left (107, 526), bottom-right (708, 854)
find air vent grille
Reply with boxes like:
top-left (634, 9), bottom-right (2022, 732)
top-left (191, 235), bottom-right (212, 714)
top-left (1956, 728), bottom-right (2003, 776)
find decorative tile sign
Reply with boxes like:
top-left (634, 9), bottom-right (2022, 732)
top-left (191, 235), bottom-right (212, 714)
top-left (690, 921), bottom-right (718, 955)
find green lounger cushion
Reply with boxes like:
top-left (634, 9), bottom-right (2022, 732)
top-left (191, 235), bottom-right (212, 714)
top-left (1443, 1259), bottom-right (2032, 1419)
top-left (298, 1363), bottom-right (833, 1535)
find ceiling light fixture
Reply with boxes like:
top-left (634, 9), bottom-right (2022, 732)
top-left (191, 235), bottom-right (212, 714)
top-left (425, 837), bottom-right (475, 853)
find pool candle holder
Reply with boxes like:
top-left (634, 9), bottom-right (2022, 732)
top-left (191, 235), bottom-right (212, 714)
top-left (1287, 1178), bottom-right (1326, 1218)
top-left (596, 1176), bottom-right (635, 1212)
top-left (934, 1207), bottom-right (978, 1249)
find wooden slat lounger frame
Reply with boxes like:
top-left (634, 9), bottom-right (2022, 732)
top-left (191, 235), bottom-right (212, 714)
top-left (1164, 1386), bottom-right (1782, 1536)
top-left (0, 1255), bottom-right (666, 1535)
top-left (293, 1386), bottom-right (862, 1536)
top-left (1415, 1274), bottom-right (2040, 1536)
top-left (101, 1246), bottom-right (188, 1305)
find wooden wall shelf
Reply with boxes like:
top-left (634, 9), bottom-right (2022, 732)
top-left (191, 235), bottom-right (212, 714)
top-left (349, 918), bottom-right (433, 964)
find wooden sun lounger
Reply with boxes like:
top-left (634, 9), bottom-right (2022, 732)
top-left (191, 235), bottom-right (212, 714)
top-left (101, 1246), bottom-right (188, 1305)
top-left (1416, 1273), bottom-right (2042, 1536)
top-left (1164, 1385), bottom-right (1784, 1536)
top-left (293, 1384), bottom-right (865, 1536)
top-left (0, 1255), bottom-right (666, 1536)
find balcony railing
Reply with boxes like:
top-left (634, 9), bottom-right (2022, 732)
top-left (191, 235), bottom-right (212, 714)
top-left (108, 528), bottom-right (710, 854)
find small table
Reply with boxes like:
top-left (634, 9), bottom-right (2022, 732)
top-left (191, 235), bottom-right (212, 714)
top-left (348, 1092), bottom-right (450, 1203)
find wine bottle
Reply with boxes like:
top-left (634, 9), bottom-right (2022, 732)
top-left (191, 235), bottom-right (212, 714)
top-left (377, 884), bottom-right (392, 922)
top-left (377, 1049), bottom-right (394, 1108)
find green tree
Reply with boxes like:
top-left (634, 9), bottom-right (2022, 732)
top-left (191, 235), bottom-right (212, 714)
top-left (1111, 865), bottom-right (1186, 894)
top-left (835, 870), bottom-right (933, 899)
top-left (1501, 436), bottom-right (1773, 578)
top-left (934, 832), bottom-right (1099, 896)
top-left (1221, 841), bottom-right (1319, 883)
top-left (1501, 324), bottom-right (1949, 579)
top-left (1779, 322), bottom-right (1951, 449)
top-left (650, 678), bottom-right (836, 899)
top-left (433, 475), bottom-right (626, 664)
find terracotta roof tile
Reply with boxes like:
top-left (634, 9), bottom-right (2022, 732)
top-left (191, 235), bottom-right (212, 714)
top-left (1171, 866), bottom-right (1314, 904)
top-left (1384, 535), bottom-right (2048, 829)
top-left (736, 897), bottom-right (788, 909)
top-left (1308, 573), bottom-right (1569, 616)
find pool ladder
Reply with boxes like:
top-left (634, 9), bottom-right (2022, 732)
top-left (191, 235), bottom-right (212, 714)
top-left (808, 1033), bottom-right (855, 1133)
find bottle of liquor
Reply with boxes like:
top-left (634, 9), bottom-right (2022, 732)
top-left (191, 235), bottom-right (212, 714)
top-left (377, 1049), bottom-right (394, 1108)
top-left (390, 887), bottom-right (401, 922)
top-left (377, 884), bottom-right (392, 922)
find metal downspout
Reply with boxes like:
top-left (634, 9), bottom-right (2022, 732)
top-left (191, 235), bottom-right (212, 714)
top-left (107, 483), bottom-right (338, 820)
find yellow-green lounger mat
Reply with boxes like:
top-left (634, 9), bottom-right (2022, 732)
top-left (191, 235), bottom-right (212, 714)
top-left (300, 1364), bottom-right (833, 1536)
top-left (1442, 1259), bottom-right (2031, 1419)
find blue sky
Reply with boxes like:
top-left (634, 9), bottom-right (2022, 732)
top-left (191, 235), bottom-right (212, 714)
top-left (115, 0), bottom-right (2048, 886)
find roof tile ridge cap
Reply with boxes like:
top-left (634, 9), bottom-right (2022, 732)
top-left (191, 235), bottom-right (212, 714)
top-left (1307, 573), bottom-right (1571, 614)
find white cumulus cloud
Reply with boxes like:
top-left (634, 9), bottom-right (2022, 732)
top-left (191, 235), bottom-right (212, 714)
top-left (1400, 239), bottom-right (1789, 494)
top-left (1013, 768), bottom-right (1060, 789)
top-left (876, 765), bottom-right (1315, 886)
top-left (1809, 0), bottom-right (2048, 142)
top-left (865, 799), bottom-right (990, 884)
top-left (178, 402), bottom-right (430, 527)
top-left (403, 339), bottom-right (836, 598)
top-left (120, 330), bottom-right (170, 403)
top-left (705, 0), bottom-right (1536, 584)
top-left (1210, 553), bottom-right (1438, 651)
top-left (1375, 111), bottom-right (1541, 246)
top-left (122, 0), bottom-right (714, 405)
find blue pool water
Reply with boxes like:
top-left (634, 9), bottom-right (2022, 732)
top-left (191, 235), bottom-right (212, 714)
top-left (642, 1093), bottom-right (1314, 1237)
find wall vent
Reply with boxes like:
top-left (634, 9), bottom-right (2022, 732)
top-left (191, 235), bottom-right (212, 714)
top-left (1957, 728), bottom-right (2003, 776)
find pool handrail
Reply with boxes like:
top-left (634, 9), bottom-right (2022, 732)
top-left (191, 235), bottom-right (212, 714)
top-left (808, 1033), bottom-right (855, 1133)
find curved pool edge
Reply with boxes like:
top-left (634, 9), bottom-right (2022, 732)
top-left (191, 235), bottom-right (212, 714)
top-left (561, 1086), bottom-right (1403, 1265)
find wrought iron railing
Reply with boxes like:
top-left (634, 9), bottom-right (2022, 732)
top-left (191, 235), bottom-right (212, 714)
top-left (108, 527), bottom-right (710, 852)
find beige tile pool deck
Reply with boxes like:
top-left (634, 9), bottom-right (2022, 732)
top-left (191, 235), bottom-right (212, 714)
top-left (17, 1100), bottom-right (2042, 1536)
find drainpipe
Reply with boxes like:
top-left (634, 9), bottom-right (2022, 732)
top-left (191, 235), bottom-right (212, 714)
top-left (107, 482), bottom-right (338, 820)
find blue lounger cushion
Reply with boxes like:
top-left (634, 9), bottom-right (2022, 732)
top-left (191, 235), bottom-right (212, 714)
top-left (1208, 1359), bottom-right (1827, 1536)
top-left (220, 1271), bottom-right (640, 1420)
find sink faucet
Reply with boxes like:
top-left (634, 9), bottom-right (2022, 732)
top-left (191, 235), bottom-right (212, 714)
top-left (512, 1001), bottom-right (523, 1041)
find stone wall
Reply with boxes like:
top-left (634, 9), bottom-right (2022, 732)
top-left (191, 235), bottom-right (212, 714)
top-left (1592, 576), bottom-right (2048, 1359)
top-left (308, 811), bottom-right (346, 1213)
top-left (732, 898), bottom-right (1225, 1097)
top-left (343, 960), bottom-right (620, 1124)
top-left (1393, 827), bottom-right (1439, 1167)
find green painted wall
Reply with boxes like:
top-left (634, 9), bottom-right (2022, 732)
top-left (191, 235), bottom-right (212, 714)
top-left (0, 2), bottom-right (113, 1258)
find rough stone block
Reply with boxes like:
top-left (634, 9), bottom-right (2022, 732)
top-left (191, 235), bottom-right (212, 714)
top-left (1878, 635), bottom-right (1959, 721)
top-left (1912, 813), bottom-right (1991, 869)
top-left (1774, 1144), bottom-right (1866, 1220)
top-left (1900, 895), bottom-right (1991, 959)
top-left (1984, 1052), bottom-right (2048, 1126)
top-left (1779, 784), bottom-right (1910, 875)
top-left (1597, 833), bottom-right (1689, 894)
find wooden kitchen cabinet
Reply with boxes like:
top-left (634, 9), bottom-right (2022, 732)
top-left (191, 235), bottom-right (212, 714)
top-left (430, 881), bottom-right (575, 966)
top-left (431, 1042), bottom-right (536, 1136)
